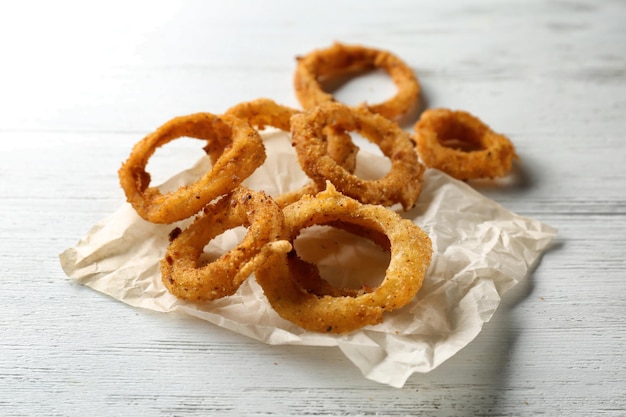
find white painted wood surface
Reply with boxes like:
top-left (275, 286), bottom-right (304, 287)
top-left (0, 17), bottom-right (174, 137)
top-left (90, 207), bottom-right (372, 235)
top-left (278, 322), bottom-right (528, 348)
top-left (1, 0), bottom-right (625, 415)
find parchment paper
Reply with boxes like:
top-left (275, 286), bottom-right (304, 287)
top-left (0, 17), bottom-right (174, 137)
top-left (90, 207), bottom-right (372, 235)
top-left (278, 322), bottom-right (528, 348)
top-left (60, 131), bottom-right (556, 388)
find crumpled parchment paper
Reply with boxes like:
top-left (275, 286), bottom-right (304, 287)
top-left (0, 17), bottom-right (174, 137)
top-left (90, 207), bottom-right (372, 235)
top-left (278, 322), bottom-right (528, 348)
top-left (60, 130), bottom-right (556, 388)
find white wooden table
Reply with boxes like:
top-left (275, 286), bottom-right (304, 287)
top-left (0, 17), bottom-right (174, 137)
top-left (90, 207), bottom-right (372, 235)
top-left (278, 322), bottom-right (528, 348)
top-left (2, 1), bottom-right (625, 415)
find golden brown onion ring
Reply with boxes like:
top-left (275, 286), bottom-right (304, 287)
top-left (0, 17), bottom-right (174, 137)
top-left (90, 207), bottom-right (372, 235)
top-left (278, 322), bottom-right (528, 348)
top-left (414, 108), bottom-right (518, 180)
top-left (255, 184), bottom-right (432, 334)
top-left (118, 113), bottom-right (265, 224)
top-left (293, 42), bottom-right (420, 120)
top-left (290, 102), bottom-right (425, 210)
top-left (161, 187), bottom-right (290, 302)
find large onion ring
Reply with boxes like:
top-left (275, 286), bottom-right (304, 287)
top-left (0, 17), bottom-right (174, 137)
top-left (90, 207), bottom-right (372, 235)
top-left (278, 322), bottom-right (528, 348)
top-left (160, 187), bottom-right (290, 302)
top-left (225, 98), bottom-right (359, 206)
top-left (255, 184), bottom-right (432, 334)
top-left (118, 113), bottom-right (265, 224)
top-left (293, 42), bottom-right (420, 120)
top-left (290, 102), bottom-right (425, 210)
top-left (414, 108), bottom-right (518, 180)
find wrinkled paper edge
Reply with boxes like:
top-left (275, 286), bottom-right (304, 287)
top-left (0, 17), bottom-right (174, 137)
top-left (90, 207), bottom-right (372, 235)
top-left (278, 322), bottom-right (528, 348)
top-left (60, 131), bottom-right (557, 388)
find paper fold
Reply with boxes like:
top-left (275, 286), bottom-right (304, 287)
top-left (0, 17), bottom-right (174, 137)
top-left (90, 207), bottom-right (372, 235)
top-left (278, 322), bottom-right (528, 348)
top-left (60, 131), bottom-right (556, 388)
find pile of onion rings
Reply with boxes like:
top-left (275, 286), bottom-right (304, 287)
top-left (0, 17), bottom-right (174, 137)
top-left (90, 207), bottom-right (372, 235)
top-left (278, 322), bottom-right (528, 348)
top-left (117, 42), bottom-right (518, 333)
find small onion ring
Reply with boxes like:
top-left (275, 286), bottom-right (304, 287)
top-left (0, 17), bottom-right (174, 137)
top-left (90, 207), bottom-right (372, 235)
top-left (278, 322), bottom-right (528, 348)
top-left (225, 98), bottom-right (359, 206)
top-left (118, 113), bottom-right (265, 224)
top-left (414, 108), bottom-right (518, 180)
top-left (160, 187), bottom-right (290, 302)
top-left (255, 184), bottom-right (432, 334)
top-left (290, 102), bottom-right (425, 210)
top-left (293, 42), bottom-right (420, 120)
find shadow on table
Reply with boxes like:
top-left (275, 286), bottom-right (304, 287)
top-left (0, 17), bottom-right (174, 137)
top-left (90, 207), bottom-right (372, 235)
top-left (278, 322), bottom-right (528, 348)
top-left (398, 239), bottom-right (564, 415)
top-left (468, 156), bottom-right (535, 194)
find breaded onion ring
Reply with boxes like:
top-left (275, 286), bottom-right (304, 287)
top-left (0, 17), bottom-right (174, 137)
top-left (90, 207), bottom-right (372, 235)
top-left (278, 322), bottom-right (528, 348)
top-left (119, 113), bottom-right (265, 224)
top-left (293, 42), bottom-right (420, 120)
top-left (290, 102), bottom-right (425, 210)
top-left (161, 187), bottom-right (290, 302)
top-left (414, 108), bottom-right (518, 180)
top-left (225, 98), bottom-right (359, 206)
top-left (255, 184), bottom-right (432, 334)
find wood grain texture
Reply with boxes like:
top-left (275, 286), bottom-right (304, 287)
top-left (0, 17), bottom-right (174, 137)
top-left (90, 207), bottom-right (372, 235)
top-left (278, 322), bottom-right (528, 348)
top-left (1, 0), bottom-right (625, 416)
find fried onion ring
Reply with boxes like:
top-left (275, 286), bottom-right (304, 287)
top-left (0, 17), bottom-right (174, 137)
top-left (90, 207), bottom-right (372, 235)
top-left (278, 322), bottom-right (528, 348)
top-left (414, 108), bottom-right (518, 180)
top-left (290, 102), bottom-right (425, 210)
top-left (161, 187), bottom-right (291, 302)
top-left (293, 42), bottom-right (420, 120)
top-left (255, 184), bottom-right (432, 334)
top-left (225, 98), bottom-right (359, 206)
top-left (119, 113), bottom-right (265, 224)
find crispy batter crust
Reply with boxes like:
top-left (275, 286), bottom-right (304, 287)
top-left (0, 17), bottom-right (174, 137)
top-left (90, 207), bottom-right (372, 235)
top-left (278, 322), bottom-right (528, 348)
top-left (118, 113), bottom-right (265, 224)
top-left (294, 42), bottom-right (420, 120)
top-left (414, 108), bottom-right (518, 180)
top-left (290, 102), bottom-right (425, 210)
top-left (225, 98), bottom-right (359, 206)
top-left (160, 188), bottom-right (290, 301)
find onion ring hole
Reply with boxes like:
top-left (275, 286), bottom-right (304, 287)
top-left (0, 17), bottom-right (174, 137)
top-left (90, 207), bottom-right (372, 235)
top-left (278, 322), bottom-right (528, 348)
top-left (319, 68), bottom-right (398, 110)
top-left (344, 130), bottom-right (391, 181)
top-left (145, 136), bottom-right (211, 193)
top-left (197, 225), bottom-right (247, 267)
top-left (292, 224), bottom-right (390, 291)
top-left (434, 116), bottom-right (485, 152)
